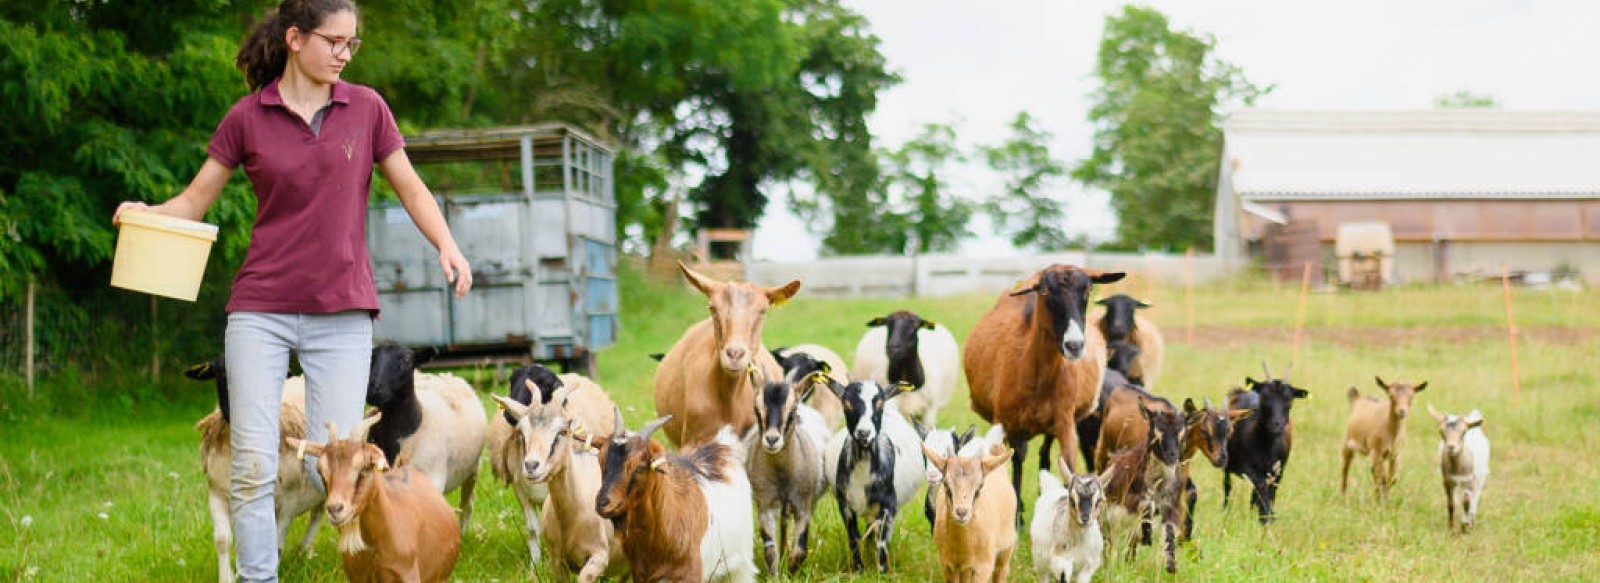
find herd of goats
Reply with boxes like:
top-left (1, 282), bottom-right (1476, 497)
top-left (189, 262), bottom-right (1493, 582)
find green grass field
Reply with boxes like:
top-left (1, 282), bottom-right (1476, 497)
top-left (4, 260), bottom-right (1599, 581)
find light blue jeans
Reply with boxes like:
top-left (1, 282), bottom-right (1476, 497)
top-left (225, 311), bottom-right (372, 583)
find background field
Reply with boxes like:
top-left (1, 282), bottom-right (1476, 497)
top-left (4, 260), bottom-right (1599, 581)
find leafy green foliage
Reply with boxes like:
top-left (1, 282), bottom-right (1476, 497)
top-left (1072, 5), bottom-right (1264, 252)
top-left (981, 112), bottom-right (1073, 251)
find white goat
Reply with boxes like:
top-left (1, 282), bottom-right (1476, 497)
top-left (852, 310), bottom-right (960, 426)
top-left (1032, 466), bottom-right (1115, 583)
top-left (1429, 405), bottom-right (1490, 533)
top-left (188, 360), bottom-right (322, 583)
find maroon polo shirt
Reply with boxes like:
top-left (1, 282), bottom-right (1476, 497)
top-left (207, 79), bottom-right (405, 314)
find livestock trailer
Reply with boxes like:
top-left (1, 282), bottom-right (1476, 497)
top-left (366, 124), bottom-right (618, 375)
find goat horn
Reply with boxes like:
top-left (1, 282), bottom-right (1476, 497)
top-left (638, 415), bottom-right (673, 442)
top-left (325, 420), bottom-right (340, 441)
top-left (351, 412), bottom-right (384, 442)
top-left (1204, 396), bottom-right (1214, 410)
top-left (1261, 360), bottom-right (1274, 380)
top-left (1282, 361), bottom-right (1295, 382)
top-left (612, 406), bottom-right (626, 436)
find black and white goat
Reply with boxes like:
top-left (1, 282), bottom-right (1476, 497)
top-left (821, 378), bottom-right (926, 573)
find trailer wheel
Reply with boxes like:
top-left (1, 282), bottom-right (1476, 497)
top-left (565, 351), bottom-right (597, 378)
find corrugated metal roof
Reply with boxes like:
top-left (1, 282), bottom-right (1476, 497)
top-left (1222, 110), bottom-right (1600, 200)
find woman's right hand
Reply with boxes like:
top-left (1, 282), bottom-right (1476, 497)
top-left (112, 201), bottom-right (153, 226)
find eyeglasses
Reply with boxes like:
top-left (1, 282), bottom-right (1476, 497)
top-left (305, 30), bottom-right (362, 57)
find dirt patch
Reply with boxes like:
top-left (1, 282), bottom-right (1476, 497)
top-left (1173, 325), bottom-right (1600, 348)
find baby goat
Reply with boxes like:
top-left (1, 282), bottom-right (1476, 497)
top-left (1341, 376), bottom-right (1427, 503)
top-left (1429, 405), bottom-right (1489, 533)
top-left (745, 368), bottom-right (830, 574)
top-left (1032, 464), bottom-right (1115, 583)
top-left (922, 441), bottom-right (1015, 583)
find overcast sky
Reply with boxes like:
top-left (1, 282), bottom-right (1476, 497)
top-left (749, 0), bottom-right (1600, 261)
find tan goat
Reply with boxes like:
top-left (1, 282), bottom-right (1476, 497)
top-left (921, 442), bottom-right (1016, 583)
top-left (290, 416), bottom-right (460, 583)
top-left (654, 261), bottom-right (801, 447)
top-left (490, 380), bottom-right (625, 582)
top-left (1341, 376), bottom-right (1428, 502)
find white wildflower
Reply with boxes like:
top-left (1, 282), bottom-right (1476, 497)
top-left (19, 515), bottom-right (31, 527)
top-left (97, 512), bottom-right (109, 520)
top-left (102, 501), bottom-right (114, 508)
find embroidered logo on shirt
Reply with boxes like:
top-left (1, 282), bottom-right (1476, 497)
top-left (341, 136), bottom-right (356, 161)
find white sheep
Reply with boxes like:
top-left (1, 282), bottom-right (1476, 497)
top-left (187, 359), bottom-right (322, 583)
top-left (365, 344), bottom-right (488, 532)
top-left (852, 310), bottom-right (960, 426)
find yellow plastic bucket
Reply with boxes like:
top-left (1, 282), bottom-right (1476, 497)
top-left (110, 210), bottom-right (219, 302)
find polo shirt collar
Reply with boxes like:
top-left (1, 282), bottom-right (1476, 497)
top-left (259, 78), bottom-right (353, 107)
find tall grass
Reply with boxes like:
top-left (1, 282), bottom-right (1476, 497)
top-left (2, 260), bottom-right (1597, 581)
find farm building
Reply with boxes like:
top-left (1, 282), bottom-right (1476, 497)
top-left (1213, 109), bottom-right (1600, 285)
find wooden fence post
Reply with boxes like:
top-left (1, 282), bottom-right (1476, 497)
top-left (25, 278), bottom-right (35, 397)
top-left (1184, 248), bottom-right (1194, 344)
top-left (1502, 266), bottom-right (1521, 406)
top-left (1293, 262), bottom-right (1311, 366)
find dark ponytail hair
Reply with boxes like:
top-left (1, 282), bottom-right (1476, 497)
top-left (235, 0), bottom-right (358, 91)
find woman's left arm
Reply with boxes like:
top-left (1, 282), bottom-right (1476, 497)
top-left (379, 148), bottom-right (472, 298)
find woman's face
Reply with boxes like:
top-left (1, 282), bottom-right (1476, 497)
top-left (287, 9), bottom-right (358, 85)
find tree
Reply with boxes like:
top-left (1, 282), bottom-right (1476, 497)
top-left (1072, 6), bottom-right (1264, 251)
top-left (876, 122), bottom-right (974, 254)
top-left (981, 112), bottom-right (1073, 251)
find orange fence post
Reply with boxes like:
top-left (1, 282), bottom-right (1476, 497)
top-left (1502, 266), bottom-right (1521, 406)
top-left (1184, 248), bottom-right (1194, 344)
top-left (1292, 262), bottom-right (1311, 365)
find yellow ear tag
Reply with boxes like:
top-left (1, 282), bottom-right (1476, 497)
top-left (897, 381), bottom-right (917, 392)
top-left (771, 294), bottom-right (789, 308)
top-left (651, 458), bottom-right (667, 472)
top-left (295, 441), bottom-right (307, 461)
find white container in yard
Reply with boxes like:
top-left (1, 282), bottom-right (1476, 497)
top-left (111, 210), bottom-right (219, 302)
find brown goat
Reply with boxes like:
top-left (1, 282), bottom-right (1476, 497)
top-left (1341, 376), bottom-right (1428, 502)
top-left (654, 261), bottom-right (801, 447)
top-left (921, 442), bottom-right (1016, 583)
top-left (590, 410), bottom-right (756, 583)
top-left (290, 416), bottom-right (460, 583)
top-left (965, 264), bottom-right (1124, 517)
top-left (1099, 398), bottom-right (1187, 574)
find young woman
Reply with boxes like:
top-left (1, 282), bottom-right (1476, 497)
top-left (112, 1), bottom-right (469, 580)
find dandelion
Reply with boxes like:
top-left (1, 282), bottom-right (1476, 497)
top-left (19, 515), bottom-right (32, 527)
